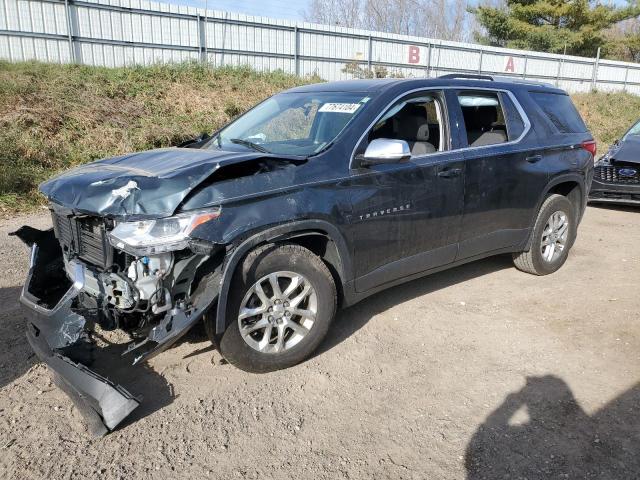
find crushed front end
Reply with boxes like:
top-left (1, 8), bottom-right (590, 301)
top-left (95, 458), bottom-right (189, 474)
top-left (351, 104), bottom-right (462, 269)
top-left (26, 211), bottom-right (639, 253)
top-left (14, 203), bottom-right (223, 436)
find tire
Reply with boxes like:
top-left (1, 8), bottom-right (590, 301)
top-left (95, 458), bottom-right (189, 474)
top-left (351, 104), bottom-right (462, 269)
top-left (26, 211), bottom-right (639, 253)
top-left (208, 243), bottom-right (337, 373)
top-left (513, 194), bottom-right (576, 275)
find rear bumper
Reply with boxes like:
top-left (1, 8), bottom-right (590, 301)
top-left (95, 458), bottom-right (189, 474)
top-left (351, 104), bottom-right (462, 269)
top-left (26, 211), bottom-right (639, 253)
top-left (588, 177), bottom-right (640, 206)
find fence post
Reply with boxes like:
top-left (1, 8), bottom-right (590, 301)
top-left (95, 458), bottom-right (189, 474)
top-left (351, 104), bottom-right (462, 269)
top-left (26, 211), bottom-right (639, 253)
top-left (591, 47), bottom-right (600, 91)
top-left (623, 66), bottom-right (629, 93)
top-left (294, 26), bottom-right (300, 76)
top-left (478, 49), bottom-right (483, 73)
top-left (64, 0), bottom-right (75, 62)
top-left (426, 41), bottom-right (431, 78)
top-left (367, 34), bottom-right (372, 72)
top-left (522, 54), bottom-right (527, 78)
top-left (197, 15), bottom-right (206, 63)
top-left (556, 45), bottom-right (566, 87)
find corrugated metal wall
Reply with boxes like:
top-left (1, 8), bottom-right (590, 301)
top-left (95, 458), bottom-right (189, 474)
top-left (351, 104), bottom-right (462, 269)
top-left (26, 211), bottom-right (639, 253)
top-left (2, 0), bottom-right (640, 93)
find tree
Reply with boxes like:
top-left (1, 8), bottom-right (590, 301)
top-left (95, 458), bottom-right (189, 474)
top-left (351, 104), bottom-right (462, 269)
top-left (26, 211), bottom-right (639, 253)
top-left (603, 16), bottom-right (640, 62)
top-left (471, 0), bottom-right (640, 57)
top-left (303, 0), bottom-right (476, 42)
top-left (304, 0), bottom-right (363, 28)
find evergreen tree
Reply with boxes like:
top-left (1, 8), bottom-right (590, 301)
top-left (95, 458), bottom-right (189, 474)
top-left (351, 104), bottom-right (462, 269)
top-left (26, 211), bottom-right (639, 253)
top-left (472, 0), bottom-right (640, 57)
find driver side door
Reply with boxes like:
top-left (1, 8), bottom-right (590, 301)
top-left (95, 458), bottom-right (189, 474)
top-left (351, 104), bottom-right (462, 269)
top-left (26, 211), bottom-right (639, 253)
top-left (348, 89), bottom-right (465, 293)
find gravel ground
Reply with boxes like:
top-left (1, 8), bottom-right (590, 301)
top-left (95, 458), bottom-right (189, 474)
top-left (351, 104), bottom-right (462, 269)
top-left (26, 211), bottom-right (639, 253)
top-left (0, 205), bottom-right (638, 480)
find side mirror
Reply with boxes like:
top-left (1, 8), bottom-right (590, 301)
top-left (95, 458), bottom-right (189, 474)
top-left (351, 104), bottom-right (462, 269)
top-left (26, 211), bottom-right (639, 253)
top-left (358, 139), bottom-right (411, 167)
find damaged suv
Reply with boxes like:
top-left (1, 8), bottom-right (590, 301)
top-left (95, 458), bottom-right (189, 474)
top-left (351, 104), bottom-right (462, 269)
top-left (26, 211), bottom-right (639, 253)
top-left (14, 74), bottom-right (594, 434)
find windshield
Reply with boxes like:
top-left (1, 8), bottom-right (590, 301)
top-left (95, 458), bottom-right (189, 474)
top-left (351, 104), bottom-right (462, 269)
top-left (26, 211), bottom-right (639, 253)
top-left (207, 92), bottom-right (370, 156)
top-left (623, 119), bottom-right (640, 141)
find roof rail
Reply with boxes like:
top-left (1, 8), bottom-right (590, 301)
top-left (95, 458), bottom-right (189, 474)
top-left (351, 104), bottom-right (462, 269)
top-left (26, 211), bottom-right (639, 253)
top-left (439, 74), bottom-right (494, 81)
top-left (491, 75), bottom-right (554, 88)
top-left (439, 73), bottom-right (555, 88)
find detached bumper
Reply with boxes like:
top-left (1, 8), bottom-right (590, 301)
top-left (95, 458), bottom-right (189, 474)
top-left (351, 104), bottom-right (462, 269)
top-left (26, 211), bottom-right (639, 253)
top-left (13, 226), bottom-right (220, 436)
top-left (589, 177), bottom-right (640, 206)
top-left (25, 317), bottom-right (140, 436)
top-left (14, 227), bottom-right (141, 436)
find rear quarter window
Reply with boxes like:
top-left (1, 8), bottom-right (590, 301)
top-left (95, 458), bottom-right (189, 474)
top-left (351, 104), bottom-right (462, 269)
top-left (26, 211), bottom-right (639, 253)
top-left (500, 93), bottom-right (526, 140)
top-left (530, 92), bottom-right (587, 134)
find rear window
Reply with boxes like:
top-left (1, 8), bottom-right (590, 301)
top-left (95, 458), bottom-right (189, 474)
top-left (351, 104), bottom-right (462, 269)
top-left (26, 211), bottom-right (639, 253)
top-left (530, 92), bottom-right (587, 134)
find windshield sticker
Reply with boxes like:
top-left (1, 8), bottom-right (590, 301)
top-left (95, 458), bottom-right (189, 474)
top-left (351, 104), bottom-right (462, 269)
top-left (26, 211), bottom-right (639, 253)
top-left (319, 103), bottom-right (362, 114)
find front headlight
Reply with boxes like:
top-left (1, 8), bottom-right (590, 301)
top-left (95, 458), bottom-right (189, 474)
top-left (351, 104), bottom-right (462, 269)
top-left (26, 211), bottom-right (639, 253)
top-left (108, 209), bottom-right (221, 256)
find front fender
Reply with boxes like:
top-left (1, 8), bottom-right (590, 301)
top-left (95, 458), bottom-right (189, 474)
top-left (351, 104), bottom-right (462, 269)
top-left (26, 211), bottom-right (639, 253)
top-left (212, 220), bottom-right (352, 335)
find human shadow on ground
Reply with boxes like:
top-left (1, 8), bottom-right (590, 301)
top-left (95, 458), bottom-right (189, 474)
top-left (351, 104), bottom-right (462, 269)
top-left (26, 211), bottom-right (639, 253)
top-left (316, 254), bottom-right (513, 357)
top-left (465, 375), bottom-right (640, 479)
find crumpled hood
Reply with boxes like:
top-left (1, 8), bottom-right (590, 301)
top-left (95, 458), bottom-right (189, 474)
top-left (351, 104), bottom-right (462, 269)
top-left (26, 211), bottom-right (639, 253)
top-left (609, 138), bottom-right (640, 165)
top-left (40, 147), bottom-right (266, 218)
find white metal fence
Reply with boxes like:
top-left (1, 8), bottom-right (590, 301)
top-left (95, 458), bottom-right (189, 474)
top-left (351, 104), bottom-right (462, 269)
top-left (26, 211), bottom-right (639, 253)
top-left (2, 0), bottom-right (640, 94)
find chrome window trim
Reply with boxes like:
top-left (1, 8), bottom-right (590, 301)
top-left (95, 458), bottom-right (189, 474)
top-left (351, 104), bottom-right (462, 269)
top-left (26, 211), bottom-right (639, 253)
top-left (349, 85), bottom-right (532, 169)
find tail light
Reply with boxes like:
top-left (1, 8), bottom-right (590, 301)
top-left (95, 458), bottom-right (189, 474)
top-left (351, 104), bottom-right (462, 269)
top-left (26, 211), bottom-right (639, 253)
top-left (581, 140), bottom-right (597, 157)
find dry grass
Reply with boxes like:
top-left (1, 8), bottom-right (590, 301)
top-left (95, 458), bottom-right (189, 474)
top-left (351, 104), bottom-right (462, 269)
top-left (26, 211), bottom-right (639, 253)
top-left (0, 61), bottom-right (319, 211)
top-left (573, 91), bottom-right (640, 153)
top-left (0, 61), bottom-right (638, 213)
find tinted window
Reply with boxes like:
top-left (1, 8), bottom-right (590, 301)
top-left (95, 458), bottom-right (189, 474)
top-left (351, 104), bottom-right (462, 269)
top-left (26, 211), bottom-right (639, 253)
top-left (500, 93), bottom-right (526, 140)
top-left (531, 92), bottom-right (587, 134)
top-left (458, 91), bottom-right (508, 147)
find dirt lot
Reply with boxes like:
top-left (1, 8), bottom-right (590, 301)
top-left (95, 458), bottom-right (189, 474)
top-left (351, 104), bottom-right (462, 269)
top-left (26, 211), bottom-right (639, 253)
top-left (0, 205), bottom-right (638, 480)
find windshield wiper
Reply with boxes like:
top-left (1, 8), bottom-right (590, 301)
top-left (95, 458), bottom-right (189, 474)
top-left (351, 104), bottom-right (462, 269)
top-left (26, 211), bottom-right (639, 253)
top-left (229, 138), bottom-right (270, 153)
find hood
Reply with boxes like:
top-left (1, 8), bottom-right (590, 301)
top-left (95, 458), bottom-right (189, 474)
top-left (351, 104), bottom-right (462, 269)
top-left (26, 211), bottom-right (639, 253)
top-left (40, 147), bottom-right (276, 218)
top-left (608, 137), bottom-right (640, 165)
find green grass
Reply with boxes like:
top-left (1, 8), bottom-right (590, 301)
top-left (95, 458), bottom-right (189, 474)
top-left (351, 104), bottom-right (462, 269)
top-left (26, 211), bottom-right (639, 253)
top-left (0, 61), bottom-right (638, 213)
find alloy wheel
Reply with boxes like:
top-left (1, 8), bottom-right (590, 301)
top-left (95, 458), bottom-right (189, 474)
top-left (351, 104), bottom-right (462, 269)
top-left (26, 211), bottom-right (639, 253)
top-left (540, 210), bottom-right (569, 263)
top-left (237, 271), bottom-right (317, 354)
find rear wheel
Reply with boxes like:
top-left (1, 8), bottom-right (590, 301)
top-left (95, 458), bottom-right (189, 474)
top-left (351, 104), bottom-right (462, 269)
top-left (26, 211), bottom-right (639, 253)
top-left (513, 194), bottom-right (576, 275)
top-left (210, 243), bottom-right (337, 373)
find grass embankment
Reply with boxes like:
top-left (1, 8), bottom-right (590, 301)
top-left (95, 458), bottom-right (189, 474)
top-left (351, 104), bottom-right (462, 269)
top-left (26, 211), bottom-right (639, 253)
top-left (0, 61), bottom-right (318, 212)
top-left (1, 60), bottom-right (639, 213)
top-left (572, 91), bottom-right (640, 152)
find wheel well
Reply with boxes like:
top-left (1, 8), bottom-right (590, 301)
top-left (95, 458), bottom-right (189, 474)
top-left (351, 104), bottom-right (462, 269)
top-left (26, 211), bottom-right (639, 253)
top-left (275, 232), bottom-right (345, 307)
top-left (547, 181), bottom-right (582, 219)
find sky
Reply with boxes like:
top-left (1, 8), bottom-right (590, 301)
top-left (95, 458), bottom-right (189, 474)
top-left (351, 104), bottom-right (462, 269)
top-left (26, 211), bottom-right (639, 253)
top-left (159, 0), bottom-right (632, 23)
top-left (162, 0), bottom-right (312, 20)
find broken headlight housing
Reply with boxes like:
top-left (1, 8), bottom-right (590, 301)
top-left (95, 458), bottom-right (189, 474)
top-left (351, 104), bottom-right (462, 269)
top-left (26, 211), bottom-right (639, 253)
top-left (108, 209), bottom-right (220, 256)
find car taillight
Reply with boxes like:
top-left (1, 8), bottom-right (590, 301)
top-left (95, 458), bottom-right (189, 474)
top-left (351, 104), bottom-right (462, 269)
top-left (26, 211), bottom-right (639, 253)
top-left (581, 140), bottom-right (597, 157)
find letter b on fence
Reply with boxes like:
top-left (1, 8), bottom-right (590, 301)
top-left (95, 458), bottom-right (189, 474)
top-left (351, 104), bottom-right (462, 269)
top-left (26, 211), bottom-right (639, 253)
top-left (408, 46), bottom-right (420, 64)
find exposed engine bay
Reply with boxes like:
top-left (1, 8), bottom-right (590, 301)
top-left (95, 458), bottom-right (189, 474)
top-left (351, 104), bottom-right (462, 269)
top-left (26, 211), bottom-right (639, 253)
top-left (33, 206), bottom-right (223, 362)
top-left (12, 204), bottom-right (224, 436)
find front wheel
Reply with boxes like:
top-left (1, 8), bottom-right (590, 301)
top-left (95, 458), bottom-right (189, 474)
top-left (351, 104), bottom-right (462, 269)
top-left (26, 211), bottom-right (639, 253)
top-left (513, 194), bottom-right (576, 275)
top-left (210, 243), bottom-right (337, 373)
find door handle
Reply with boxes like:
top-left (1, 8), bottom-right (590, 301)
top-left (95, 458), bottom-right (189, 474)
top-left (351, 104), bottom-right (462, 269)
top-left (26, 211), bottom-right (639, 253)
top-left (438, 167), bottom-right (462, 178)
top-left (526, 155), bottom-right (543, 164)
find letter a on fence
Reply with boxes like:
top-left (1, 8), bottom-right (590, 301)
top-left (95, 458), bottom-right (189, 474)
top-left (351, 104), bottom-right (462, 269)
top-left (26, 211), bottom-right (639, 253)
top-left (505, 56), bottom-right (515, 73)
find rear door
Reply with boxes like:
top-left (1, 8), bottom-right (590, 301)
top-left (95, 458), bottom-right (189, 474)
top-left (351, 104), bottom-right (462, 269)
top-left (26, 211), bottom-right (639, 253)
top-left (452, 88), bottom-right (548, 260)
top-left (349, 89), bottom-right (465, 292)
